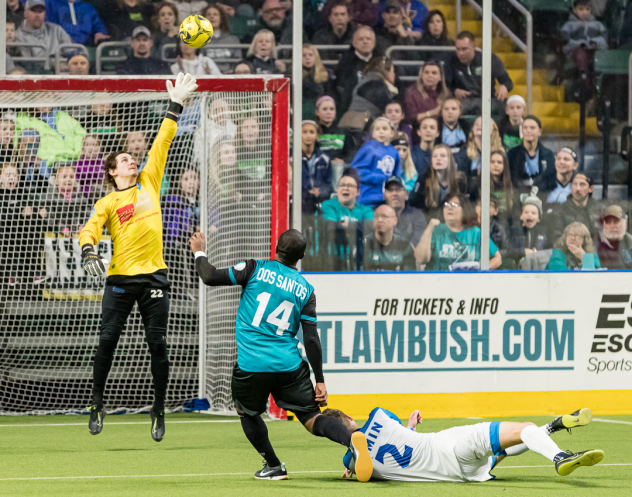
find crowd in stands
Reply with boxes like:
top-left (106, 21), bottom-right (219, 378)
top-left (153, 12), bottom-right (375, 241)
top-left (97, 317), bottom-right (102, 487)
top-left (3, 0), bottom-right (632, 279)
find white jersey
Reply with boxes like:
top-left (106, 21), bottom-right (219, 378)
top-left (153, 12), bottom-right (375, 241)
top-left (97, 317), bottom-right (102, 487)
top-left (344, 408), bottom-right (496, 483)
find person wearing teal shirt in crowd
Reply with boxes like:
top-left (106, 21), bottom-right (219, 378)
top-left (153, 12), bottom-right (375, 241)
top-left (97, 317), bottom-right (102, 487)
top-left (547, 221), bottom-right (601, 270)
top-left (418, 192), bottom-right (502, 271)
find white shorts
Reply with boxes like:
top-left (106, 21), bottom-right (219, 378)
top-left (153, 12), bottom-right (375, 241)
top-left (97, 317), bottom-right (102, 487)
top-left (437, 422), bottom-right (501, 482)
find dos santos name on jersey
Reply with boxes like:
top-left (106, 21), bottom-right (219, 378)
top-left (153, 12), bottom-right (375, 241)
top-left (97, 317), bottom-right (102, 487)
top-left (255, 267), bottom-right (309, 300)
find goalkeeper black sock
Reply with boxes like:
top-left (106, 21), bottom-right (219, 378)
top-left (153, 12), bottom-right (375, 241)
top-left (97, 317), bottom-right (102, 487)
top-left (240, 415), bottom-right (281, 467)
top-left (312, 415), bottom-right (352, 447)
top-left (148, 342), bottom-right (169, 412)
top-left (92, 339), bottom-right (118, 408)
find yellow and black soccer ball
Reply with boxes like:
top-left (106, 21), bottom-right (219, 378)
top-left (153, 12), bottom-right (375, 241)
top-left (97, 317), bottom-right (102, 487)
top-left (179, 15), bottom-right (213, 49)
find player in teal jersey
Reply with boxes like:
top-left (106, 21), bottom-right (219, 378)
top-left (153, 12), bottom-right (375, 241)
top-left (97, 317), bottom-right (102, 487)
top-left (189, 229), bottom-right (366, 480)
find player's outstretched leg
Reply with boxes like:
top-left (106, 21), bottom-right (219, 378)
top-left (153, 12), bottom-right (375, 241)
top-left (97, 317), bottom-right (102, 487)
top-left (240, 415), bottom-right (288, 480)
top-left (88, 338), bottom-right (118, 435)
top-left (147, 341), bottom-right (169, 442)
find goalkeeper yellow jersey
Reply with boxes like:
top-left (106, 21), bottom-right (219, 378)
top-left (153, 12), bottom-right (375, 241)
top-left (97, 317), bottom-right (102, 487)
top-left (79, 118), bottom-right (176, 277)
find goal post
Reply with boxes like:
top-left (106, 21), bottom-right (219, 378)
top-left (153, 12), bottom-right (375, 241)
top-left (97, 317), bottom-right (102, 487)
top-left (0, 75), bottom-right (289, 414)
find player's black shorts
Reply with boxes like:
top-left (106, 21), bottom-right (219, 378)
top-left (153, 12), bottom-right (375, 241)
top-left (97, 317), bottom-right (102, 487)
top-left (231, 361), bottom-right (321, 425)
top-left (100, 269), bottom-right (170, 344)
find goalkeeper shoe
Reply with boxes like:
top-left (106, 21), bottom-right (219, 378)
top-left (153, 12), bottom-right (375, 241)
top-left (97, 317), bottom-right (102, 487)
top-left (351, 431), bottom-right (373, 483)
top-left (254, 461), bottom-right (288, 480)
top-left (150, 408), bottom-right (165, 442)
top-left (87, 405), bottom-right (105, 435)
top-left (555, 449), bottom-right (604, 476)
top-left (550, 408), bottom-right (593, 434)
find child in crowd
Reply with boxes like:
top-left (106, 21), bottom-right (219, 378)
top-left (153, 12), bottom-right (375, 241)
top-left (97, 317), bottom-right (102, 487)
top-left (392, 132), bottom-right (417, 192)
top-left (468, 149), bottom-right (515, 225)
top-left (315, 96), bottom-right (352, 163)
top-left (0, 114), bottom-right (15, 162)
top-left (438, 98), bottom-right (468, 154)
top-left (301, 120), bottom-right (333, 214)
top-left (383, 101), bottom-right (413, 147)
top-left (73, 134), bottom-right (105, 200)
top-left (411, 115), bottom-right (440, 178)
top-left (126, 130), bottom-right (148, 167)
top-left (41, 165), bottom-right (88, 235)
top-left (498, 95), bottom-right (525, 151)
top-left (475, 196), bottom-right (507, 252)
top-left (508, 192), bottom-right (548, 264)
top-left (350, 117), bottom-right (400, 209)
top-left (455, 116), bottom-right (502, 183)
top-left (244, 29), bottom-right (285, 74)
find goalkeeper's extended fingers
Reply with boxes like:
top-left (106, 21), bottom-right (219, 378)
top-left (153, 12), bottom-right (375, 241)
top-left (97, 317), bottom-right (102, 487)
top-left (176, 72), bottom-right (184, 87)
top-left (166, 79), bottom-right (174, 98)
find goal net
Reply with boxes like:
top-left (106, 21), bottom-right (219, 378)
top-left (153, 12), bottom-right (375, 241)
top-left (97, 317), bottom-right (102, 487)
top-left (0, 76), bottom-right (289, 414)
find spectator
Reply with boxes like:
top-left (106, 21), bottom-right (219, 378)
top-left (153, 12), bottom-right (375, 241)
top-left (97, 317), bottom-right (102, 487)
top-left (301, 120), bottom-right (332, 214)
top-left (171, 0), bottom-right (209, 24)
top-left (67, 51), bottom-right (90, 75)
top-left (550, 173), bottom-right (601, 242)
top-left (475, 195), bottom-right (507, 252)
top-left (151, 2), bottom-right (179, 60)
top-left (383, 101), bottom-right (412, 146)
top-left (561, 0), bottom-right (607, 87)
top-left (394, 0), bottom-right (427, 38)
top-left (363, 204), bottom-right (416, 271)
top-left (404, 61), bottom-right (451, 125)
top-left (45, 0), bottom-right (109, 46)
top-left (245, 0), bottom-right (293, 45)
top-left (103, 0), bottom-right (154, 41)
top-left (80, 103), bottom-right (120, 150)
top-left (0, 114), bottom-right (16, 163)
top-left (302, 44), bottom-right (333, 120)
top-left (340, 55), bottom-right (397, 126)
top-left (419, 9), bottom-right (454, 63)
top-left (620, 0), bottom-right (632, 49)
top-left (350, 117), bottom-right (400, 209)
top-left (322, 0), bottom-right (378, 30)
top-left (72, 134), bottom-right (105, 199)
top-left (171, 39), bottom-right (222, 75)
top-left (469, 149), bottom-right (516, 225)
top-left (126, 130), bottom-right (149, 169)
top-left (203, 4), bottom-right (241, 74)
top-left (6, 21), bottom-right (22, 59)
top-left (597, 205), bottom-right (632, 269)
top-left (116, 26), bottom-right (171, 75)
top-left (236, 115), bottom-right (267, 182)
top-left (315, 96), bottom-right (353, 163)
top-left (233, 60), bottom-right (254, 74)
top-left (498, 94), bottom-right (525, 151)
top-left (15, 107), bottom-right (85, 165)
top-left (444, 30), bottom-right (513, 115)
top-left (418, 192), bottom-right (502, 270)
top-left (547, 221), bottom-right (600, 270)
top-left (507, 192), bottom-right (548, 264)
top-left (539, 147), bottom-right (579, 205)
top-left (410, 115), bottom-right (439, 178)
top-left (383, 175), bottom-right (427, 251)
top-left (40, 165), bottom-right (88, 235)
top-left (14, 130), bottom-right (50, 194)
top-left (409, 144), bottom-right (463, 221)
top-left (334, 26), bottom-right (378, 115)
top-left (375, 0), bottom-right (416, 53)
top-left (311, 3), bottom-right (353, 62)
top-left (392, 132), bottom-right (417, 191)
top-left (507, 115), bottom-right (554, 192)
top-left (455, 116), bottom-right (502, 181)
top-left (7, 0), bottom-right (24, 26)
top-left (244, 29), bottom-right (285, 74)
top-left (15, 0), bottom-right (72, 65)
top-left (438, 98), bottom-right (468, 154)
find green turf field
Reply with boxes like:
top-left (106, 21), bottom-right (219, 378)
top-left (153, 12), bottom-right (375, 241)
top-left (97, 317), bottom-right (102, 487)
top-left (0, 412), bottom-right (630, 497)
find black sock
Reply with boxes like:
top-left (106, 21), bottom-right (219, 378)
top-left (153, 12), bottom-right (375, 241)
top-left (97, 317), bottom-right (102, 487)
top-left (147, 342), bottom-right (169, 412)
top-left (312, 415), bottom-right (352, 447)
top-left (240, 415), bottom-right (281, 467)
top-left (92, 339), bottom-right (118, 408)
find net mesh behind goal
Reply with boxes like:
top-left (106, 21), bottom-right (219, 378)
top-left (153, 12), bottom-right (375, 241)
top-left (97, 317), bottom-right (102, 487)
top-left (0, 77), bottom-right (289, 414)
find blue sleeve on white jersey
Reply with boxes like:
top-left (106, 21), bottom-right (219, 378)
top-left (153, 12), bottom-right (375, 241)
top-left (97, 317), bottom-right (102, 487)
top-left (343, 449), bottom-right (353, 470)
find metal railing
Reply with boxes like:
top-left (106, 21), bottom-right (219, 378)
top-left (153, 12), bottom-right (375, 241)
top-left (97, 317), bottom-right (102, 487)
top-left (95, 41), bottom-right (129, 75)
top-left (628, 51), bottom-right (632, 126)
top-left (54, 43), bottom-right (90, 75)
top-left (6, 42), bottom-right (49, 70)
top-left (457, 0), bottom-right (533, 113)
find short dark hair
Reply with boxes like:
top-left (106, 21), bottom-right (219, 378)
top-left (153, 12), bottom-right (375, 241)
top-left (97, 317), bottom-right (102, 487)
top-left (456, 30), bottom-right (475, 43)
top-left (104, 151), bottom-right (127, 187)
top-left (276, 229), bottom-right (306, 264)
top-left (574, 0), bottom-right (590, 7)
top-left (321, 408), bottom-right (348, 424)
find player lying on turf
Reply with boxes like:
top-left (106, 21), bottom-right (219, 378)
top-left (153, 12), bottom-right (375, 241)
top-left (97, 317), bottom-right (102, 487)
top-left (80, 73), bottom-right (198, 442)
top-left (189, 229), bottom-right (355, 480)
top-left (321, 406), bottom-right (603, 483)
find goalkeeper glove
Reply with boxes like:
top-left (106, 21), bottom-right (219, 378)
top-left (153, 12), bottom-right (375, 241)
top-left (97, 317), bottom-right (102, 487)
top-left (166, 72), bottom-right (198, 106)
top-left (82, 244), bottom-right (107, 277)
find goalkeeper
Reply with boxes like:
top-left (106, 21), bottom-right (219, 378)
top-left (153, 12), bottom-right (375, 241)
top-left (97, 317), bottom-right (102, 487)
top-left (79, 73), bottom-right (198, 442)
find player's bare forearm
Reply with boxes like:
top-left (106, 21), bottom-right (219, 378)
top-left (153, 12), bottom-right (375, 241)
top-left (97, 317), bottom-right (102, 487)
top-left (190, 232), bottom-right (237, 286)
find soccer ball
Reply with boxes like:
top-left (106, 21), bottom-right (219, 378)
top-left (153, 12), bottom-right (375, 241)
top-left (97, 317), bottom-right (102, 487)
top-left (179, 15), bottom-right (213, 49)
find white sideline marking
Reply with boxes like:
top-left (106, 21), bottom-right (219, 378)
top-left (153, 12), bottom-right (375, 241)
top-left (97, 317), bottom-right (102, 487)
top-left (1, 465), bottom-right (630, 482)
top-left (0, 420), bottom-right (243, 428)
top-left (593, 418), bottom-right (632, 426)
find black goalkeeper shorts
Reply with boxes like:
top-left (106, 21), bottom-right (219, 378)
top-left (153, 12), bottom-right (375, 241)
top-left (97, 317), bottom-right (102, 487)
top-left (231, 361), bottom-right (321, 424)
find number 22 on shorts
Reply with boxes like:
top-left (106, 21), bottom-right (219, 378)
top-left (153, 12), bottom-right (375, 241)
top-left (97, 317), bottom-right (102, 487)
top-left (251, 291), bottom-right (294, 335)
top-left (151, 289), bottom-right (163, 298)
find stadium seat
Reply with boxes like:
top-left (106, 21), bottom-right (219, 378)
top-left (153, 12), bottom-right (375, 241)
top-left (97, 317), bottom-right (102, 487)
top-left (520, 0), bottom-right (572, 12)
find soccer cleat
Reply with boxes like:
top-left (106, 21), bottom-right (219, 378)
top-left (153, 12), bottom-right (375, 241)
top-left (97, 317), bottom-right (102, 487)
top-left (87, 405), bottom-right (105, 435)
top-left (555, 449), bottom-right (604, 476)
top-left (351, 431), bottom-right (373, 483)
top-left (254, 461), bottom-right (289, 480)
top-left (150, 408), bottom-right (165, 442)
top-left (550, 408), bottom-right (593, 434)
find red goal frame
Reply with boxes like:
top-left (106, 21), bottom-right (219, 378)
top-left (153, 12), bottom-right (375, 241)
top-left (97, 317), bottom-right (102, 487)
top-left (0, 75), bottom-right (290, 259)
